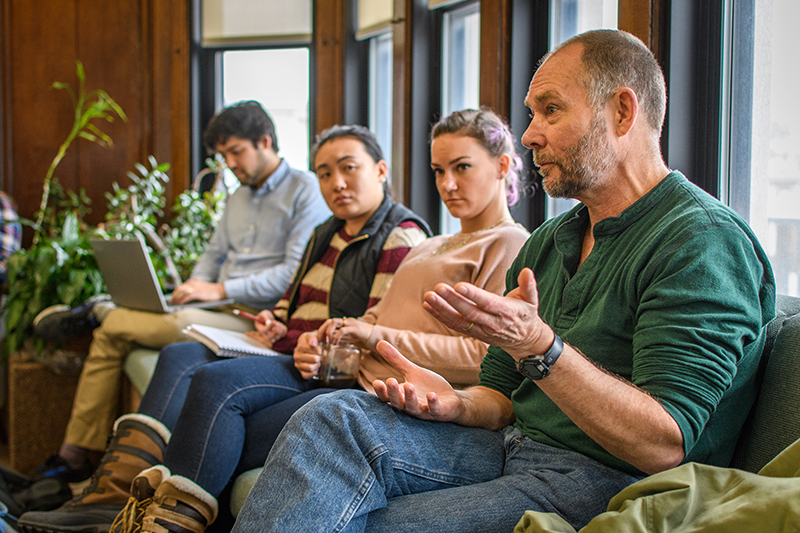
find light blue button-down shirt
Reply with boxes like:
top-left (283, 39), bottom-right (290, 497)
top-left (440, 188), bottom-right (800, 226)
top-left (191, 159), bottom-right (330, 310)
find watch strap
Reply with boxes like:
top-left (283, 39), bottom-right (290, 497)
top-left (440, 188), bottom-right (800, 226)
top-left (517, 333), bottom-right (563, 380)
top-left (541, 333), bottom-right (563, 369)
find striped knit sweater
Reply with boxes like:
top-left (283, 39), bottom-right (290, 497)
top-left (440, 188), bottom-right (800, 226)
top-left (270, 220), bottom-right (427, 353)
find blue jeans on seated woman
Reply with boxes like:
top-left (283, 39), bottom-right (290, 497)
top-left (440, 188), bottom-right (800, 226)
top-left (136, 342), bottom-right (335, 496)
top-left (231, 390), bottom-right (643, 533)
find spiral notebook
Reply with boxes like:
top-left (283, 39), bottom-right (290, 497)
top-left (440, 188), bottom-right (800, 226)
top-left (184, 324), bottom-right (281, 358)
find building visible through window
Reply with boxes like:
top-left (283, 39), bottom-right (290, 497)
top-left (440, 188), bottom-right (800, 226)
top-left (440, 1), bottom-right (480, 235)
top-left (731, 0), bottom-right (800, 296)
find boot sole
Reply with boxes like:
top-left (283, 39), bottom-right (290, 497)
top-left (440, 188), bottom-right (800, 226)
top-left (18, 524), bottom-right (111, 533)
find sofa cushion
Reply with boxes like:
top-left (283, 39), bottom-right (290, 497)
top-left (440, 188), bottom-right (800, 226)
top-left (730, 294), bottom-right (800, 472)
top-left (123, 347), bottom-right (160, 396)
top-left (230, 468), bottom-right (262, 517)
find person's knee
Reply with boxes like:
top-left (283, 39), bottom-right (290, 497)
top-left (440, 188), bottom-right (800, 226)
top-left (96, 308), bottom-right (133, 335)
top-left (155, 342), bottom-right (210, 375)
top-left (292, 390), bottom-right (381, 427)
top-left (190, 362), bottom-right (221, 390)
top-left (169, 309), bottom-right (200, 332)
top-left (188, 358), bottom-right (257, 391)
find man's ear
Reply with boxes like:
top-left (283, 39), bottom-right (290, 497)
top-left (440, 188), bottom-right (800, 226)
top-left (258, 134), bottom-right (273, 152)
top-left (613, 87), bottom-right (638, 137)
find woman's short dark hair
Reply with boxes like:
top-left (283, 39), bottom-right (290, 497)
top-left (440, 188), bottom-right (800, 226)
top-left (311, 125), bottom-right (391, 196)
top-left (431, 108), bottom-right (524, 206)
top-left (310, 124), bottom-right (384, 166)
top-left (203, 100), bottom-right (279, 153)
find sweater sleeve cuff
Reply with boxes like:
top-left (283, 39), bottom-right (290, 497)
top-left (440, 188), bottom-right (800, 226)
top-left (222, 279), bottom-right (244, 301)
top-left (366, 324), bottom-right (388, 353)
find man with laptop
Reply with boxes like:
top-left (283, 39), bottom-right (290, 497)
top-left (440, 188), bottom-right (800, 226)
top-left (33, 101), bottom-right (331, 482)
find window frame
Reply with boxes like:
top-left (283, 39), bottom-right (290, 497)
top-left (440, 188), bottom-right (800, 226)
top-left (368, 30), bottom-right (395, 170)
top-left (191, 0), bottom-right (315, 177)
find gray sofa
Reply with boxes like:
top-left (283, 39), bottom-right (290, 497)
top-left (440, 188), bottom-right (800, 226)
top-left (729, 293), bottom-right (800, 472)
top-left (122, 294), bottom-right (800, 517)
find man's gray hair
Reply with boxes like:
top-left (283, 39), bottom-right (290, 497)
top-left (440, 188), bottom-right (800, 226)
top-left (543, 29), bottom-right (667, 133)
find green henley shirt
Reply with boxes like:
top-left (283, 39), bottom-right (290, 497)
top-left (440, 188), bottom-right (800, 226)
top-left (478, 172), bottom-right (776, 476)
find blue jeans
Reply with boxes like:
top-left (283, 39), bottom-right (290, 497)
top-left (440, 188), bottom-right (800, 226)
top-left (137, 342), bottom-right (336, 496)
top-left (232, 390), bottom-right (642, 533)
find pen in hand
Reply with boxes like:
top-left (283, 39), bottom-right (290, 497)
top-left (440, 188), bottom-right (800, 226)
top-left (233, 309), bottom-right (269, 325)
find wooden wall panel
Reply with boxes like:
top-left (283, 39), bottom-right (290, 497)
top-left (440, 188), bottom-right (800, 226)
top-left (152, 0), bottom-right (191, 195)
top-left (75, 0), bottom-right (145, 217)
top-left (618, 0), bottom-right (668, 62)
top-left (8, 0), bottom-right (80, 229)
top-left (313, 0), bottom-right (346, 134)
top-left (480, 0), bottom-right (512, 119)
top-left (1, 0), bottom-right (190, 240)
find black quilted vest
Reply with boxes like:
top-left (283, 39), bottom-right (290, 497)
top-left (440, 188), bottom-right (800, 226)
top-left (285, 196), bottom-right (432, 320)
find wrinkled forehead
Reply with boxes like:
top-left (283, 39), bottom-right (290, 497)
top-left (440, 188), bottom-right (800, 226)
top-left (525, 44), bottom-right (587, 107)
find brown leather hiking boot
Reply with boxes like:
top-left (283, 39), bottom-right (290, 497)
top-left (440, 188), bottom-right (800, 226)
top-left (17, 414), bottom-right (171, 533)
top-left (110, 466), bottom-right (218, 533)
top-left (109, 465), bottom-right (169, 533)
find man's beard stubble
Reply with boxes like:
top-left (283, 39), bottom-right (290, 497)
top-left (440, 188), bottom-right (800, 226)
top-left (533, 114), bottom-right (616, 199)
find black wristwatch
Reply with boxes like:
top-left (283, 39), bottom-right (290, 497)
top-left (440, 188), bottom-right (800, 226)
top-left (516, 333), bottom-right (563, 380)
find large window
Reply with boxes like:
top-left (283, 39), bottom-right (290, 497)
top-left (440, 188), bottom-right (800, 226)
top-left (221, 48), bottom-right (311, 172)
top-left (195, 0), bottom-right (312, 187)
top-left (550, 0), bottom-right (618, 45)
top-left (441, 2), bottom-right (481, 117)
top-left (546, 0), bottom-right (618, 219)
top-left (727, 0), bottom-right (800, 296)
top-left (439, 1), bottom-right (481, 234)
top-left (369, 32), bottom-right (394, 171)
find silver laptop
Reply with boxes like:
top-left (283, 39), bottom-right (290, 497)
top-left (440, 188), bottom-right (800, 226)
top-left (90, 238), bottom-right (234, 314)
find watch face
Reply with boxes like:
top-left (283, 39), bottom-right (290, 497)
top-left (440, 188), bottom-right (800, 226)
top-left (517, 334), bottom-right (563, 380)
top-left (517, 357), bottom-right (547, 380)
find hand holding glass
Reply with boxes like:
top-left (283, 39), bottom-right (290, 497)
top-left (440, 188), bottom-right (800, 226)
top-left (314, 340), bottom-right (362, 388)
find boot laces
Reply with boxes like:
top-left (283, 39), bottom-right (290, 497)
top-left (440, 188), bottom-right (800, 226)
top-left (72, 450), bottom-right (118, 503)
top-left (109, 494), bottom-right (154, 533)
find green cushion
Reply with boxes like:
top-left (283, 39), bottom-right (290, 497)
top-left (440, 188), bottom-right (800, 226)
top-left (123, 348), bottom-right (160, 396)
top-left (231, 468), bottom-right (262, 517)
top-left (730, 294), bottom-right (800, 472)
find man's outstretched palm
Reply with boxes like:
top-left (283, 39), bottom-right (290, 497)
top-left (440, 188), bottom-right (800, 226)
top-left (372, 340), bottom-right (465, 422)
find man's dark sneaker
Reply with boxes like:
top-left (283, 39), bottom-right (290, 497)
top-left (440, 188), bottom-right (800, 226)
top-left (32, 295), bottom-right (110, 343)
top-left (33, 455), bottom-right (95, 484)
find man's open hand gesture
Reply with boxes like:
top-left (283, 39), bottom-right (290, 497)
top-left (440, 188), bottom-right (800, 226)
top-left (372, 341), bottom-right (465, 423)
top-left (422, 267), bottom-right (554, 360)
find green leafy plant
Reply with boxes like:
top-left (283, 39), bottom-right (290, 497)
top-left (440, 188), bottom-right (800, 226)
top-left (2, 62), bottom-right (225, 358)
top-left (33, 60), bottom-right (126, 246)
top-left (98, 157), bottom-right (226, 289)
top-left (3, 160), bottom-right (226, 356)
top-left (4, 186), bottom-right (105, 355)
top-left (98, 156), bottom-right (181, 286)
top-left (157, 188), bottom-right (225, 283)
top-left (4, 60), bottom-right (126, 355)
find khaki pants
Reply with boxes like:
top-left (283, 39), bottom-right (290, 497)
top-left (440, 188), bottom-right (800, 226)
top-left (64, 306), bottom-right (255, 450)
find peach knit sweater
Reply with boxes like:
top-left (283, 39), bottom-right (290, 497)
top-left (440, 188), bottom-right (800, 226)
top-left (357, 219), bottom-right (529, 389)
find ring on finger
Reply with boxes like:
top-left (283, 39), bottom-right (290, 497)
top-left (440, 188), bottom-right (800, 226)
top-left (465, 322), bottom-right (474, 331)
top-left (343, 317), bottom-right (348, 327)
